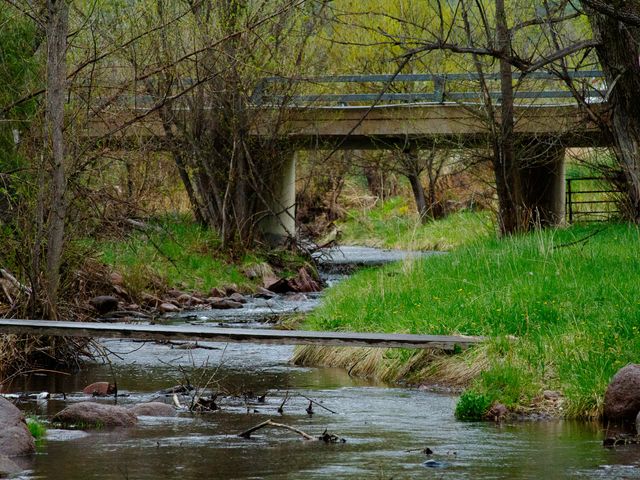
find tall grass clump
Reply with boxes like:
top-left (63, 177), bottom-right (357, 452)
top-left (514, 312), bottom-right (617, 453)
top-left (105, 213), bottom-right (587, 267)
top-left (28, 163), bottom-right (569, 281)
top-left (337, 197), bottom-right (494, 251)
top-left (304, 223), bottom-right (640, 418)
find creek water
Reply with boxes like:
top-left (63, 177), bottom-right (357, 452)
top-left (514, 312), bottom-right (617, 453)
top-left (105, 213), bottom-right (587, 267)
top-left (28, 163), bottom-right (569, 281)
top-left (3, 247), bottom-right (639, 479)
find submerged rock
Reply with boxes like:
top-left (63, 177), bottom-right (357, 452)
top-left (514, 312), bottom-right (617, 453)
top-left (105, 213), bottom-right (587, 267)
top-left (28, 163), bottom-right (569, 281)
top-left (82, 382), bottom-right (116, 397)
top-left (604, 364), bottom-right (640, 422)
top-left (53, 402), bottom-right (137, 428)
top-left (0, 397), bottom-right (35, 457)
top-left (129, 402), bottom-right (176, 417)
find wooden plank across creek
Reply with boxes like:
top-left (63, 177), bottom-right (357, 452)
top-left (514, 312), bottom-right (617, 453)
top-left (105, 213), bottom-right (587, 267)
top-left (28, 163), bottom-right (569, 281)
top-left (0, 319), bottom-right (483, 351)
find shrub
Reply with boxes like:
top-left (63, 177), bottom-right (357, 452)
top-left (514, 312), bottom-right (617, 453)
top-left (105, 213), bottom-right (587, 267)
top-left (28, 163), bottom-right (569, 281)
top-left (454, 390), bottom-right (493, 420)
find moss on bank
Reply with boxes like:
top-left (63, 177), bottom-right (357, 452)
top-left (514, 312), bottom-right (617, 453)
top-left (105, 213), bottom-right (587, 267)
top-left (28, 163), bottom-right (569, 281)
top-left (297, 223), bottom-right (640, 419)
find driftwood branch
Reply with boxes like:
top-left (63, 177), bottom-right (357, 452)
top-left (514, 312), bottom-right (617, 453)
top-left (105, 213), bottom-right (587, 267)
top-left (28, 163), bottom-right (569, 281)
top-left (298, 393), bottom-right (337, 414)
top-left (238, 419), bottom-right (315, 440)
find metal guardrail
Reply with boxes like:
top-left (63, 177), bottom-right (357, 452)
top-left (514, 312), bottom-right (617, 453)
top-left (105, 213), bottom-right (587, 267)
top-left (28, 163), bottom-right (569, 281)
top-left (250, 70), bottom-right (606, 106)
top-left (566, 176), bottom-right (620, 223)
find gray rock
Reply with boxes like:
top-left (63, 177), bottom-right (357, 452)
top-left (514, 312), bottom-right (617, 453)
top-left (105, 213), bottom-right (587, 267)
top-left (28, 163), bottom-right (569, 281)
top-left (0, 397), bottom-right (35, 457)
top-left (159, 302), bottom-right (181, 313)
top-left (0, 454), bottom-right (21, 477)
top-left (210, 298), bottom-right (243, 310)
top-left (129, 402), bottom-right (176, 417)
top-left (228, 293), bottom-right (247, 304)
top-left (255, 287), bottom-right (275, 299)
top-left (53, 402), bottom-right (137, 428)
top-left (88, 295), bottom-right (119, 314)
top-left (604, 364), bottom-right (640, 422)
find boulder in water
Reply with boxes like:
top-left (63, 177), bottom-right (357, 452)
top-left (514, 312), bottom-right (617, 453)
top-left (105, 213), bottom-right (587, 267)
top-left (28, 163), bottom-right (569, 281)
top-left (53, 402), bottom-right (137, 428)
top-left (604, 364), bottom-right (640, 422)
top-left (0, 397), bottom-right (35, 457)
top-left (82, 382), bottom-right (116, 396)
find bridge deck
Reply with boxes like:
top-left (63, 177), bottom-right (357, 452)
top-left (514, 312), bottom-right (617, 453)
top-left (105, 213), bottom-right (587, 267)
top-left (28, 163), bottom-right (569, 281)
top-left (0, 319), bottom-right (482, 351)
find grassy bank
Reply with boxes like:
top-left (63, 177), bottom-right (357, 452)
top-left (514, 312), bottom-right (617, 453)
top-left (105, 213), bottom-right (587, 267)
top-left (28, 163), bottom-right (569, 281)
top-left (297, 223), bottom-right (640, 418)
top-left (90, 215), bottom-right (305, 297)
top-left (337, 197), bottom-right (494, 251)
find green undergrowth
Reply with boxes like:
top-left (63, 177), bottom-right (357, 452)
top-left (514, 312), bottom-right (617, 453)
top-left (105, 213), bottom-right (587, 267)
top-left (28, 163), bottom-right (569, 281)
top-left (94, 215), bottom-right (267, 295)
top-left (337, 197), bottom-right (494, 251)
top-left (304, 222), bottom-right (640, 418)
top-left (27, 416), bottom-right (47, 440)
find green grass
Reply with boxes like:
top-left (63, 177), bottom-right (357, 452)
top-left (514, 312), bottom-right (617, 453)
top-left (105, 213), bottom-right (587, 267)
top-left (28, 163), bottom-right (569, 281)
top-left (27, 416), bottom-right (47, 440)
top-left (305, 223), bottom-right (640, 418)
top-left (95, 215), bottom-right (258, 294)
top-left (337, 196), bottom-right (495, 251)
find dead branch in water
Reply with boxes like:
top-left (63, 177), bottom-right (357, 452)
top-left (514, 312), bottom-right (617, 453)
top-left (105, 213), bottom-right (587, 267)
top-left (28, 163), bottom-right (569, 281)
top-left (238, 419), bottom-right (315, 441)
top-left (298, 393), bottom-right (338, 414)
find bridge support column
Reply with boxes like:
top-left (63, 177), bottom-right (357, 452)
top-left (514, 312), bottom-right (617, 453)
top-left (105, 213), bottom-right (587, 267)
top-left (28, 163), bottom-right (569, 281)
top-left (259, 151), bottom-right (296, 245)
top-left (520, 144), bottom-right (566, 227)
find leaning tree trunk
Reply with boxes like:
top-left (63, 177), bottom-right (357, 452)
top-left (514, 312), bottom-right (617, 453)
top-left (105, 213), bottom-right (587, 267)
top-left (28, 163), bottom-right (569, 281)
top-left (585, 2), bottom-right (640, 222)
top-left (44, 0), bottom-right (69, 317)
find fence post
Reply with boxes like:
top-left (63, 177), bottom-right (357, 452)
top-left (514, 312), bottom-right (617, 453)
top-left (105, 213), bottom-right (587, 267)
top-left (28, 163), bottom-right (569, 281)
top-left (566, 178), bottom-right (573, 224)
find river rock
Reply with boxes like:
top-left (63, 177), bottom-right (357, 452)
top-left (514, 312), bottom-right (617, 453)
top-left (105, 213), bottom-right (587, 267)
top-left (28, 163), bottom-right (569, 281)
top-left (0, 397), bottom-right (35, 457)
top-left (229, 293), bottom-right (247, 304)
top-left (129, 402), bottom-right (176, 417)
top-left (255, 287), bottom-right (275, 299)
top-left (604, 364), bottom-right (640, 422)
top-left (89, 295), bottom-right (119, 315)
top-left (485, 402), bottom-right (508, 421)
top-left (53, 402), bottom-right (137, 428)
top-left (224, 284), bottom-right (239, 296)
top-left (0, 455), bottom-right (21, 477)
top-left (82, 382), bottom-right (116, 396)
top-left (290, 267), bottom-right (321, 293)
top-left (265, 277), bottom-right (293, 294)
top-left (210, 298), bottom-right (243, 309)
top-left (209, 287), bottom-right (225, 298)
top-left (159, 302), bottom-right (181, 313)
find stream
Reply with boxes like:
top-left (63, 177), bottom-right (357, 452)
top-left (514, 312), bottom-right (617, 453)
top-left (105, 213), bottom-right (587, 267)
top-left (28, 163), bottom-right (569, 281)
top-left (3, 247), bottom-right (640, 479)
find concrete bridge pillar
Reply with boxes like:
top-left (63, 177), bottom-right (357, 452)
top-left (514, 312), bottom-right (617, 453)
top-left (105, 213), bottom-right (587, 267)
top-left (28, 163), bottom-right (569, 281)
top-left (519, 143), bottom-right (566, 227)
top-left (259, 151), bottom-right (296, 245)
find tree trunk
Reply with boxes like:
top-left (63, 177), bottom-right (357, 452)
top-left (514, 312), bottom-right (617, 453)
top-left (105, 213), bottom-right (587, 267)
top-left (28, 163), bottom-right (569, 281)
top-left (44, 0), bottom-right (69, 317)
top-left (494, 0), bottom-right (524, 235)
top-left (585, 2), bottom-right (640, 221)
top-left (407, 172), bottom-right (430, 224)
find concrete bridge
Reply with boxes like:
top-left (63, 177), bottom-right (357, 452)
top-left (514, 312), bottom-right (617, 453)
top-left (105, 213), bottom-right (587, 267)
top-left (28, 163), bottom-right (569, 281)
top-left (86, 71), bottom-right (610, 242)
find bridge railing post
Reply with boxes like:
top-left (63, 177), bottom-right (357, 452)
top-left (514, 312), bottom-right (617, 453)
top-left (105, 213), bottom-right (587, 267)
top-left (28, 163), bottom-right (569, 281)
top-left (433, 75), bottom-right (446, 103)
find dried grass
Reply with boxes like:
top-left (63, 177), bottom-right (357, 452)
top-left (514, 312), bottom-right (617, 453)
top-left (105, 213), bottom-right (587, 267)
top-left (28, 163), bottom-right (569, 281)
top-left (292, 344), bottom-right (490, 387)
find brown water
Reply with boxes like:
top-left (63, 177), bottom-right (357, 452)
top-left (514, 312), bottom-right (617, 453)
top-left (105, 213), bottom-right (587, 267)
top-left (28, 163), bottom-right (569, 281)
top-left (4, 248), bottom-right (640, 479)
top-left (5, 338), bottom-right (640, 480)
